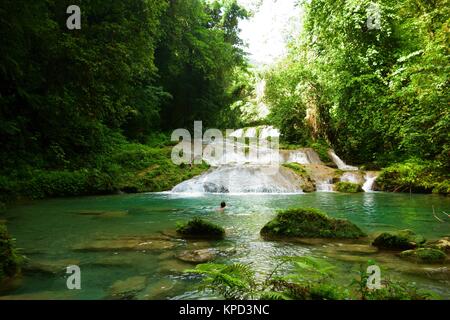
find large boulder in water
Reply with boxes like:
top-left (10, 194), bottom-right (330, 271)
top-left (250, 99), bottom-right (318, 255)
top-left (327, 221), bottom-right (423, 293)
top-left (176, 218), bottom-right (225, 240)
top-left (260, 208), bottom-right (366, 240)
top-left (372, 230), bottom-right (425, 250)
top-left (176, 249), bottom-right (217, 263)
top-left (400, 248), bottom-right (447, 264)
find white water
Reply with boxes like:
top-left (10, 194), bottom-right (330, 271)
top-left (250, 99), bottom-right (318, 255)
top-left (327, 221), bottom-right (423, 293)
top-left (328, 150), bottom-right (358, 171)
top-left (316, 179), bottom-right (334, 192)
top-left (171, 165), bottom-right (303, 194)
top-left (362, 173), bottom-right (378, 192)
top-left (340, 172), bottom-right (362, 184)
top-left (171, 127), bottom-right (371, 194)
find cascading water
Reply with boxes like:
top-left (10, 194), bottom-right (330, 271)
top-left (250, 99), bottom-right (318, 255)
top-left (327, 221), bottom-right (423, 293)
top-left (171, 165), bottom-right (303, 194)
top-left (316, 179), bottom-right (334, 192)
top-left (328, 150), bottom-right (358, 171)
top-left (362, 173), bottom-right (378, 192)
top-left (170, 127), bottom-right (375, 194)
top-left (340, 172), bottom-right (363, 184)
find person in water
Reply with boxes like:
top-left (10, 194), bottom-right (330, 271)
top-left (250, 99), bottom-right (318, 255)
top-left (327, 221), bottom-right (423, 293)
top-left (217, 201), bottom-right (226, 212)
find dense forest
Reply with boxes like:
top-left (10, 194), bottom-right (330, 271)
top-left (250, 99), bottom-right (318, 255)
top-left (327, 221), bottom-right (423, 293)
top-left (0, 0), bottom-right (250, 202)
top-left (0, 0), bottom-right (448, 205)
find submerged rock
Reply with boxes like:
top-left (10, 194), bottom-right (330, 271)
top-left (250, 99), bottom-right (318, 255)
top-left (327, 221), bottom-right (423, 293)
top-left (260, 208), bottom-right (366, 240)
top-left (427, 237), bottom-right (450, 253)
top-left (23, 259), bottom-right (80, 274)
top-left (73, 238), bottom-right (176, 252)
top-left (372, 230), bottom-right (426, 250)
top-left (176, 249), bottom-right (217, 264)
top-left (400, 248), bottom-right (447, 264)
top-left (108, 276), bottom-right (147, 299)
top-left (73, 210), bottom-right (128, 218)
top-left (176, 218), bottom-right (225, 240)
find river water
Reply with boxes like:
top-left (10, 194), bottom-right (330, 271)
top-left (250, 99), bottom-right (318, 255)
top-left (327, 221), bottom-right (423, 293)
top-left (1, 192), bottom-right (449, 299)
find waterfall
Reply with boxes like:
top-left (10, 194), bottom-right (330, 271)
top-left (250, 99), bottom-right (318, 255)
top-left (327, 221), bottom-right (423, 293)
top-left (316, 179), bottom-right (334, 192)
top-left (362, 173), bottom-right (378, 192)
top-left (340, 172), bottom-right (363, 184)
top-left (328, 150), bottom-right (358, 171)
top-left (171, 165), bottom-right (303, 194)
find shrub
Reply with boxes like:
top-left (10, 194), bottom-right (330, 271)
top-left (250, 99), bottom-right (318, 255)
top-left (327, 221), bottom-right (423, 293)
top-left (377, 159), bottom-right (448, 194)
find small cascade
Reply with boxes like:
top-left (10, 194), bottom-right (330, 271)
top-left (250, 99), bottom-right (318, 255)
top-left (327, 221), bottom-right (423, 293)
top-left (362, 173), bottom-right (378, 192)
top-left (287, 151), bottom-right (310, 164)
top-left (316, 179), bottom-right (334, 192)
top-left (328, 150), bottom-right (358, 171)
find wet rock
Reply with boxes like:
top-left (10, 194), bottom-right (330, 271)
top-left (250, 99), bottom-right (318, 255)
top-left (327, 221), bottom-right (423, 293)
top-left (0, 290), bottom-right (77, 300)
top-left (176, 218), bottom-right (225, 240)
top-left (138, 278), bottom-right (177, 300)
top-left (427, 237), bottom-right (450, 253)
top-left (399, 248), bottom-right (447, 264)
top-left (74, 210), bottom-right (128, 218)
top-left (260, 208), bottom-right (366, 240)
top-left (108, 276), bottom-right (147, 299)
top-left (323, 243), bottom-right (378, 255)
top-left (73, 238), bottom-right (176, 252)
top-left (23, 259), bottom-right (80, 274)
top-left (157, 259), bottom-right (192, 274)
top-left (176, 249), bottom-right (217, 264)
top-left (372, 230), bottom-right (425, 250)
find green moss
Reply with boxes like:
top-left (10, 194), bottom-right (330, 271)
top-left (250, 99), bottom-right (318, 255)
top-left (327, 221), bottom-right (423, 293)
top-left (260, 208), bottom-right (366, 240)
top-left (0, 224), bottom-right (21, 281)
top-left (176, 218), bottom-right (225, 239)
top-left (372, 230), bottom-right (426, 250)
top-left (400, 248), bottom-right (447, 263)
top-left (310, 141), bottom-right (332, 163)
top-left (335, 182), bottom-right (363, 193)
top-left (282, 163), bottom-right (315, 192)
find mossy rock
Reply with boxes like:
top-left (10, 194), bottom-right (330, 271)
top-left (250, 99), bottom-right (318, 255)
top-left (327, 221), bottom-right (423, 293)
top-left (260, 208), bottom-right (366, 240)
top-left (427, 237), bottom-right (450, 253)
top-left (176, 218), bottom-right (225, 240)
top-left (335, 182), bottom-right (363, 193)
top-left (400, 248), bottom-right (447, 264)
top-left (0, 224), bottom-right (21, 281)
top-left (372, 230), bottom-right (425, 250)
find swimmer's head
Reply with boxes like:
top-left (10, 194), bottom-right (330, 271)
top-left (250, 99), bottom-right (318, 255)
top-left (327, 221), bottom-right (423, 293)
top-left (220, 201), bottom-right (226, 208)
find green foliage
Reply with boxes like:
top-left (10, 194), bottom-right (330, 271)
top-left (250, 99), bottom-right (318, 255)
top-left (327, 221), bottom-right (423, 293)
top-left (263, 0), bottom-right (450, 166)
top-left (187, 258), bottom-right (431, 300)
top-left (0, 224), bottom-right (21, 281)
top-left (352, 262), bottom-right (432, 300)
top-left (176, 218), bottom-right (225, 239)
top-left (185, 263), bottom-right (257, 299)
top-left (0, 141), bottom-right (210, 200)
top-left (372, 230), bottom-right (426, 250)
top-left (260, 208), bottom-right (366, 239)
top-left (400, 248), bottom-right (447, 263)
top-left (377, 159), bottom-right (448, 194)
top-left (0, 0), bottom-right (248, 194)
top-left (335, 182), bottom-right (363, 193)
